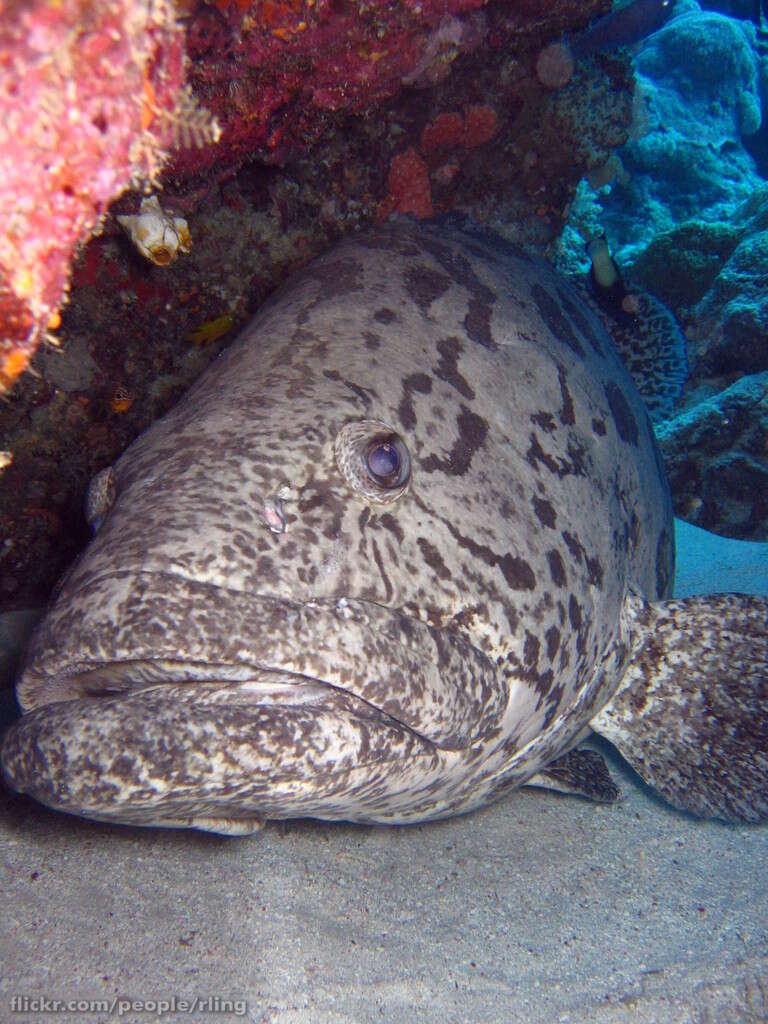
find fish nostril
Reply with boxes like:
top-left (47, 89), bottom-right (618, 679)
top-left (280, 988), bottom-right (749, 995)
top-left (263, 495), bottom-right (286, 534)
top-left (263, 484), bottom-right (296, 533)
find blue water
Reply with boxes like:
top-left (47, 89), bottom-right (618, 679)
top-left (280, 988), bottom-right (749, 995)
top-left (558, 0), bottom-right (768, 543)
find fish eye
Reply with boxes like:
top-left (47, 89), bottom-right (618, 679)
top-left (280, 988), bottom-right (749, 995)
top-left (364, 436), bottom-right (409, 488)
top-left (335, 420), bottom-right (411, 504)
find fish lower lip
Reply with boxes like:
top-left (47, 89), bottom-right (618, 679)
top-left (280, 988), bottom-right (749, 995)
top-left (1, 672), bottom-right (441, 826)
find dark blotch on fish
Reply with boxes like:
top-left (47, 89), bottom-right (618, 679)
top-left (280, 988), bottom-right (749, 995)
top-left (532, 496), bottom-right (557, 528)
top-left (417, 538), bottom-right (453, 581)
top-left (434, 337), bottom-right (475, 400)
top-left (547, 549), bottom-right (567, 587)
top-left (555, 286), bottom-right (605, 357)
top-left (531, 284), bottom-right (585, 360)
top-left (398, 373), bottom-right (433, 430)
top-left (421, 406), bottom-right (488, 477)
top-left (404, 264), bottom-right (452, 315)
top-left (604, 381), bottom-right (639, 447)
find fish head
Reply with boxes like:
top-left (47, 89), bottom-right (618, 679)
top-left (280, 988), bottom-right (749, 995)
top-left (2, 223), bottom-right (663, 829)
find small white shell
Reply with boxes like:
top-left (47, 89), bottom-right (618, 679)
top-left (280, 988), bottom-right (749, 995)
top-left (117, 195), bottom-right (191, 266)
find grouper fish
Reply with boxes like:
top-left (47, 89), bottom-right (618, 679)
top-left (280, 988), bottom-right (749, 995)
top-left (2, 221), bottom-right (767, 834)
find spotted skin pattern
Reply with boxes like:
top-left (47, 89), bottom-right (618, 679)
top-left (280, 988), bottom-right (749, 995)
top-left (2, 222), bottom-right (677, 830)
top-left (583, 289), bottom-right (689, 425)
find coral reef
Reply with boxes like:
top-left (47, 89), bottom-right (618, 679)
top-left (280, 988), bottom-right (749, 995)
top-left (657, 373), bottom-right (768, 538)
top-left (0, 0), bottom-right (614, 398)
top-left (596, 0), bottom-right (762, 261)
top-left (687, 187), bottom-right (768, 380)
top-left (0, 0), bottom-right (188, 391)
top-left (174, 2), bottom-right (495, 169)
top-left (630, 220), bottom-right (741, 309)
top-left (557, 0), bottom-right (768, 538)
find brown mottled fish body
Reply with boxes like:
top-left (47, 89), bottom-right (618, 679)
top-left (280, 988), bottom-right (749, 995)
top-left (3, 222), bottom-right (767, 831)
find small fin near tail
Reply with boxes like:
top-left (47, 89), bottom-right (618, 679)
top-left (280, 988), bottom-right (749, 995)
top-left (591, 593), bottom-right (768, 823)
top-left (525, 748), bottom-right (620, 804)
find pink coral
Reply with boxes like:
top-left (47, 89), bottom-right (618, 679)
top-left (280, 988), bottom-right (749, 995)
top-left (421, 112), bottom-right (466, 152)
top-left (378, 148), bottom-right (434, 220)
top-left (0, 0), bottom-right (186, 391)
top-left (462, 104), bottom-right (499, 146)
top-left (421, 105), bottom-right (498, 153)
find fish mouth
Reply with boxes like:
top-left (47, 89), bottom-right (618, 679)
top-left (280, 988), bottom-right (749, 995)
top-left (16, 572), bottom-right (506, 749)
top-left (1, 667), bottom-right (445, 829)
top-left (3, 576), bottom-right (506, 829)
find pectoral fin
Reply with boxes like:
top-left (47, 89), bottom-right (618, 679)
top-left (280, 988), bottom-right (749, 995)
top-left (591, 593), bottom-right (768, 823)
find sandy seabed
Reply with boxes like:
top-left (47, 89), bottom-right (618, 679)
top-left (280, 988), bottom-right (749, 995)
top-left (0, 520), bottom-right (766, 1024)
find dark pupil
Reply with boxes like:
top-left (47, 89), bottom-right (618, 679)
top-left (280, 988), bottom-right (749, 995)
top-left (367, 442), bottom-right (399, 481)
